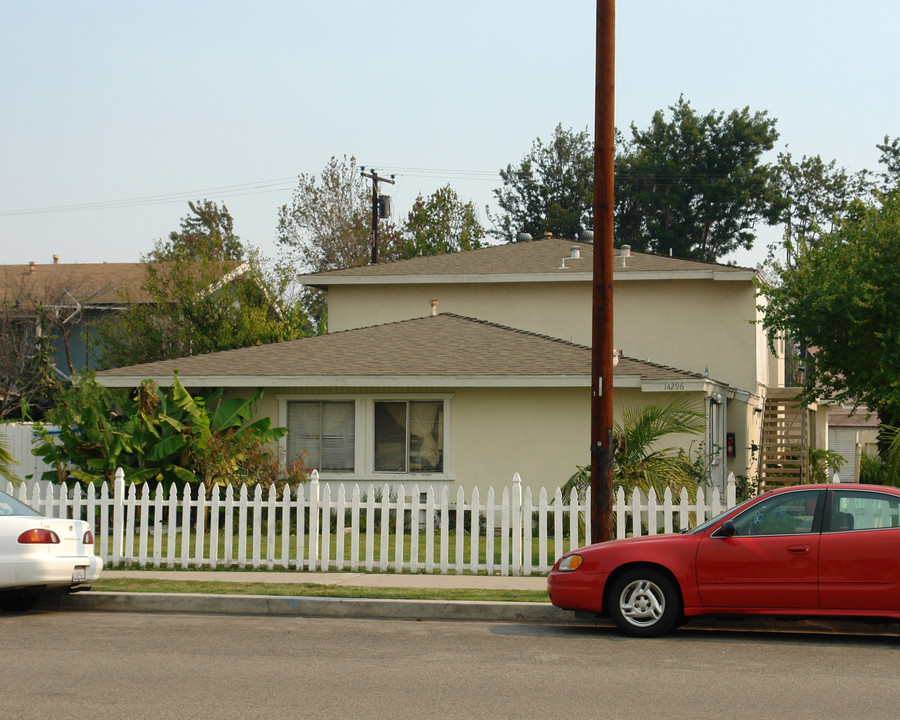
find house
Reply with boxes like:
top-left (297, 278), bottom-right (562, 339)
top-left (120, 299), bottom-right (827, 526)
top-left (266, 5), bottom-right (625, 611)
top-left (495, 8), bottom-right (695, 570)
top-left (827, 406), bottom-right (880, 482)
top-left (95, 312), bottom-right (732, 495)
top-left (0, 258), bottom-right (150, 374)
top-left (298, 237), bottom-right (781, 490)
top-left (0, 257), bottom-right (249, 375)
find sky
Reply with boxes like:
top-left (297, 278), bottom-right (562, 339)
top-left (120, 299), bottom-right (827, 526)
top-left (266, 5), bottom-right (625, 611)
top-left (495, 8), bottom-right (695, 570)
top-left (1, 0), bottom-right (897, 270)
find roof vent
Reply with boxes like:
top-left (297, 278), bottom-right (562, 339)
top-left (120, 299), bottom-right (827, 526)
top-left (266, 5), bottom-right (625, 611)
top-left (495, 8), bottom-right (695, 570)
top-left (579, 230), bottom-right (594, 243)
top-left (53, 254), bottom-right (59, 264)
top-left (430, 299), bottom-right (439, 316)
top-left (28, 261), bottom-right (35, 273)
top-left (621, 244), bottom-right (631, 268)
top-left (569, 246), bottom-right (580, 259)
top-left (515, 232), bottom-right (533, 243)
top-left (543, 232), bottom-right (553, 239)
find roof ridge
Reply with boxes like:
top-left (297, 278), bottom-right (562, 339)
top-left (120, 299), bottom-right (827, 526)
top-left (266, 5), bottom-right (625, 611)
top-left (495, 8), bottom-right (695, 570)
top-left (618, 353), bottom-right (705, 378)
top-left (435, 312), bottom-right (592, 349)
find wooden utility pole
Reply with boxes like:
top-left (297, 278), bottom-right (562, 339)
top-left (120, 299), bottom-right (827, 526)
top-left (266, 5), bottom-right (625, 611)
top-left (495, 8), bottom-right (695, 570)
top-left (590, 0), bottom-right (615, 544)
top-left (361, 168), bottom-right (395, 264)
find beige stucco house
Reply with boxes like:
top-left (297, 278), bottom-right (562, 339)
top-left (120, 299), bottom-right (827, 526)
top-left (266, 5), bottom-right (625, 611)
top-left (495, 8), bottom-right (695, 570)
top-left (299, 237), bottom-right (781, 490)
top-left (96, 312), bottom-right (733, 496)
top-left (96, 237), bottom-right (782, 495)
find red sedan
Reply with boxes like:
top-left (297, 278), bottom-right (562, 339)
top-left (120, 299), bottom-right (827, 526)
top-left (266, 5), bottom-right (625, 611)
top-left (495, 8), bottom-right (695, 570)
top-left (548, 483), bottom-right (900, 636)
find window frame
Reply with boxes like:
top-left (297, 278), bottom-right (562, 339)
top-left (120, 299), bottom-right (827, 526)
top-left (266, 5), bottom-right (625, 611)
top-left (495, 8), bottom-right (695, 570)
top-left (279, 393), bottom-right (452, 481)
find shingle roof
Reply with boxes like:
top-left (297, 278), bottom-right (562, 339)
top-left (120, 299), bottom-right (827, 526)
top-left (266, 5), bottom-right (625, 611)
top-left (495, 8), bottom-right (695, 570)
top-left (0, 263), bottom-right (151, 304)
top-left (300, 237), bottom-right (754, 287)
top-left (96, 313), bottom-right (705, 387)
top-left (0, 260), bottom-right (247, 306)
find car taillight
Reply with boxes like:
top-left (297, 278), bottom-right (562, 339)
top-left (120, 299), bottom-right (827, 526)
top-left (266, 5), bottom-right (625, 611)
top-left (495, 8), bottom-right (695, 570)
top-left (83, 530), bottom-right (94, 544)
top-left (18, 528), bottom-right (61, 544)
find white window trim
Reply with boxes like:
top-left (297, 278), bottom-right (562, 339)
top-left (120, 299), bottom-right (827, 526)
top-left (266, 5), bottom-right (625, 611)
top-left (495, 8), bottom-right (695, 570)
top-left (277, 393), bottom-right (453, 482)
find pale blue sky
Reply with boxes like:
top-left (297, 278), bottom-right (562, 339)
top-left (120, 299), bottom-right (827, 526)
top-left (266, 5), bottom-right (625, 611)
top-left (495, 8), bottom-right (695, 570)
top-left (1, 1), bottom-right (896, 268)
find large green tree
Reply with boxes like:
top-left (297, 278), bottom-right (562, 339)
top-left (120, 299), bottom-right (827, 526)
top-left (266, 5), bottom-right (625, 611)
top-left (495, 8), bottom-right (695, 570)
top-left (489, 124), bottom-right (594, 243)
top-left (770, 152), bottom-right (869, 265)
top-left (97, 201), bottom-right (310, 368)
top-left (760, 189), bottom-right (900, 427)
top-left (491, 99), bottom-right (783, 262)
top-left (615, 97), bottom-right (781, 261)
top-left (399, 184), bottom-right (485, 259)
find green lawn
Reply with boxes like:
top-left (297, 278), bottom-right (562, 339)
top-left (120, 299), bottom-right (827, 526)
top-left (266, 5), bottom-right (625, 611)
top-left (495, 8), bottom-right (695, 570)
top-left (89, 577), bottom-right (551, 603)
top-left (100, 528), bottom-right (574, 571)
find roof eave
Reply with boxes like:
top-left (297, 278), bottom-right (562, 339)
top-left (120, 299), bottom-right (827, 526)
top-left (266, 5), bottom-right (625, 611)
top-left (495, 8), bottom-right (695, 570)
top-left (300, 269), bottom-right (756, 289)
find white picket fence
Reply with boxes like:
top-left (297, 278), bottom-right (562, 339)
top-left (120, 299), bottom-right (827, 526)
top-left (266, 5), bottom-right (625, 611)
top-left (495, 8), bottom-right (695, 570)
top-left (2, 470), bottom-right (738, 576)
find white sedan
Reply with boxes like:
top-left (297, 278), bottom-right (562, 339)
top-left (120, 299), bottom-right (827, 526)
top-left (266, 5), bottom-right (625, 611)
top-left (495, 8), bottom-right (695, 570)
top-left (0, 488), bottom-right (103, 611)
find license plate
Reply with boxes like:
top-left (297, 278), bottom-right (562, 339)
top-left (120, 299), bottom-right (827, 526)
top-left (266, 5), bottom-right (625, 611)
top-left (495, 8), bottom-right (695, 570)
top-left (72, 566), bottom-right (86, 583)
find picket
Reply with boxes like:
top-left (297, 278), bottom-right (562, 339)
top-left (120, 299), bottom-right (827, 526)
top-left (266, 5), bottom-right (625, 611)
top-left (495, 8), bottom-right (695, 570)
top-left (2, 472), bottom-right (739, 576)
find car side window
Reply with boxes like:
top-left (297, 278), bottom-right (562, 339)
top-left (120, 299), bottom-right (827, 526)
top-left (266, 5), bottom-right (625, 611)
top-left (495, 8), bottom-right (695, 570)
top-left (731, 492), bottom-right (819, 536)
top-left (829, 490), bottom-right (900, 532)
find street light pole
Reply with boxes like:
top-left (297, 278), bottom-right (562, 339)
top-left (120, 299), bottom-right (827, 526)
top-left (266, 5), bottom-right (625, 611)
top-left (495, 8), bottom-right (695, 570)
top-left (591, 0), bottom-right (615, 544)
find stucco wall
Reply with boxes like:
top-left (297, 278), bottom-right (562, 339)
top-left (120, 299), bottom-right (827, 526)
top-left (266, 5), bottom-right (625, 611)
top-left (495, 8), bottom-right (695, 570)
top-left (326, 277), bottom-right (766, 392)
top-left (249, 385), bottom-right (717, 495)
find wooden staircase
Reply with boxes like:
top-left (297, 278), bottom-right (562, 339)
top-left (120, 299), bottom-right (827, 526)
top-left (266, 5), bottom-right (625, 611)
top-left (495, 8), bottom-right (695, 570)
top-left (759, 388), bottom-right (808, 491)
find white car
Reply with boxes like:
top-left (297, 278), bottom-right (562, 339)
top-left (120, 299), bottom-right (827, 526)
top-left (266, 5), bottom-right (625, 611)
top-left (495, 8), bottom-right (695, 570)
top-left (0, 488), bottom-right (103, 611)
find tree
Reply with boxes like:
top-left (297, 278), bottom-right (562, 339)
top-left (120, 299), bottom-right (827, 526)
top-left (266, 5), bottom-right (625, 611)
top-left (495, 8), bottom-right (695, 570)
top-left (489, 124), bottom-right (594, 243)
top-left (277, 155), bottom-right (403, 273)
top-left (0, 430), bottom-right (21, 485)
top-left (771, 151), bottom-right (869, 265)
top-left (0, 277), bottom-right (57, 419)
top-left (97, 201), bottom-right (311, 368)
top-left (615, 97), bottom-right (781, 261)
top-left (491, 100), bottom-right (782, 261)
top-left (562, 398), bottom-right (707, 503)
top-left (157, 200), bottom-right (244, 261)
top-left (31, 372), bottom-right (305, 495)
top-left (399, 185), bottom-right (485, 259)
top-left (876, 135), bottom-right (900, 192)
top-left (760, 189), bottom-right (900, 429)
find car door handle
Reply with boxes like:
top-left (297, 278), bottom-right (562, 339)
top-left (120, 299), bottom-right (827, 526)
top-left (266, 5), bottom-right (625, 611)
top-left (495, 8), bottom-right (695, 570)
top-left (787, 545), bottom-right (811, 554)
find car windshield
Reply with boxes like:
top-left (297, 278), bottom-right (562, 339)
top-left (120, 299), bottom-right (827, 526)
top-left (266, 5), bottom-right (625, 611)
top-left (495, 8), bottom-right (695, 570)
top-left (688, 495), bottom-right (757, 535)
top-left (0, 489), bottom-right (41, 517)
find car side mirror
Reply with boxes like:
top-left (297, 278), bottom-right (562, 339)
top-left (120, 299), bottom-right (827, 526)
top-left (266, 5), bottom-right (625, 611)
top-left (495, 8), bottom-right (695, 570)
top-left (719, 519), bottom-right (736, 537)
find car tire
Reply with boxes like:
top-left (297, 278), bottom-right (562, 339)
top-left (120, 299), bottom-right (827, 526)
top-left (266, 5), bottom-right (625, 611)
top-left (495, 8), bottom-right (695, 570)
top-left (0, 591), bottom-right (41, 613)
top-left (608, 567), bottom-right (681, 638)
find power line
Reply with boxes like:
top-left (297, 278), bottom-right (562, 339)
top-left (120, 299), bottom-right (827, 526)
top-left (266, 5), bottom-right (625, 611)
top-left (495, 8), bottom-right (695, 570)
top-left (0, 167), bottom-right (503, 218)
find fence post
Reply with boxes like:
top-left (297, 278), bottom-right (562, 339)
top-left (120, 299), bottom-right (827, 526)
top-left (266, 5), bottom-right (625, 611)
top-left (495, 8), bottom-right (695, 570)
top-left (112, 467), bottom-right (125, 566)
top-left (726, 472), bottom-right (736, 507)
top-left (308, 470), bottom-right (320, 570)
top-left (512, 473), bottom-right (522, 576)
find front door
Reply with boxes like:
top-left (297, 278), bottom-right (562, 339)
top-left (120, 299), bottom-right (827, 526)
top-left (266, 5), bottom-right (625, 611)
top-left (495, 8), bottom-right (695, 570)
top-left (696, 489), bottom-right (823, 609)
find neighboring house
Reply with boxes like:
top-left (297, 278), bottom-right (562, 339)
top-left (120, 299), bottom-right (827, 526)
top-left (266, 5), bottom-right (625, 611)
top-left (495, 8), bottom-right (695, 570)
top-left (96, 313), bottom-right (732, 495)
top-left (827, 407), bottom-right (880, 483)
top-left (0, 258), bottom-right (150, 374)
top-left (0, 257), bottom-right (248, 375)
top-left (299, 237), bottom-right (782, 490)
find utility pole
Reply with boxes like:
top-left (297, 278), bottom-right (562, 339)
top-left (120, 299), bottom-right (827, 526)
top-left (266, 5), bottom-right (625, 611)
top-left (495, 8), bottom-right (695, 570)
top-left (361, 168), bottom-right (395, 264)
top-left (591, 0), bottom-right (615, 544)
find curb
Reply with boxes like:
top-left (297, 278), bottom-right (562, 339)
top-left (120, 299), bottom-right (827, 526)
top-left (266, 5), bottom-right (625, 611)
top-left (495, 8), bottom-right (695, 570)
top-left (41, 591), bottom-right (600, 626)
top-left (37, 591), bottom-right (900, 637)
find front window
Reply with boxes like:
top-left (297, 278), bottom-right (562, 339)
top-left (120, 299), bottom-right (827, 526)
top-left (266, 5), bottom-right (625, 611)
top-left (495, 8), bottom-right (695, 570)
top-left (286, 401), bottom-right (355, 472)
top-left (374, 400), bottom-right (443, 473)
top-left (730, 490), bottom-right (821, 536)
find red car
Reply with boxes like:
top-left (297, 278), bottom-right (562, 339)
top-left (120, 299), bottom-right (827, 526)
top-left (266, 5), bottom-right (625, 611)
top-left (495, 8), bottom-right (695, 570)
top-left (548, 483), bottom-right (900, 636)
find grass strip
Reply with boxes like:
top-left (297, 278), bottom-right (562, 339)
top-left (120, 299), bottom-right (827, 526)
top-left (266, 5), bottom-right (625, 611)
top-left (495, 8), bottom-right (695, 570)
top-left (89, 577), bottom-right (551, 603)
